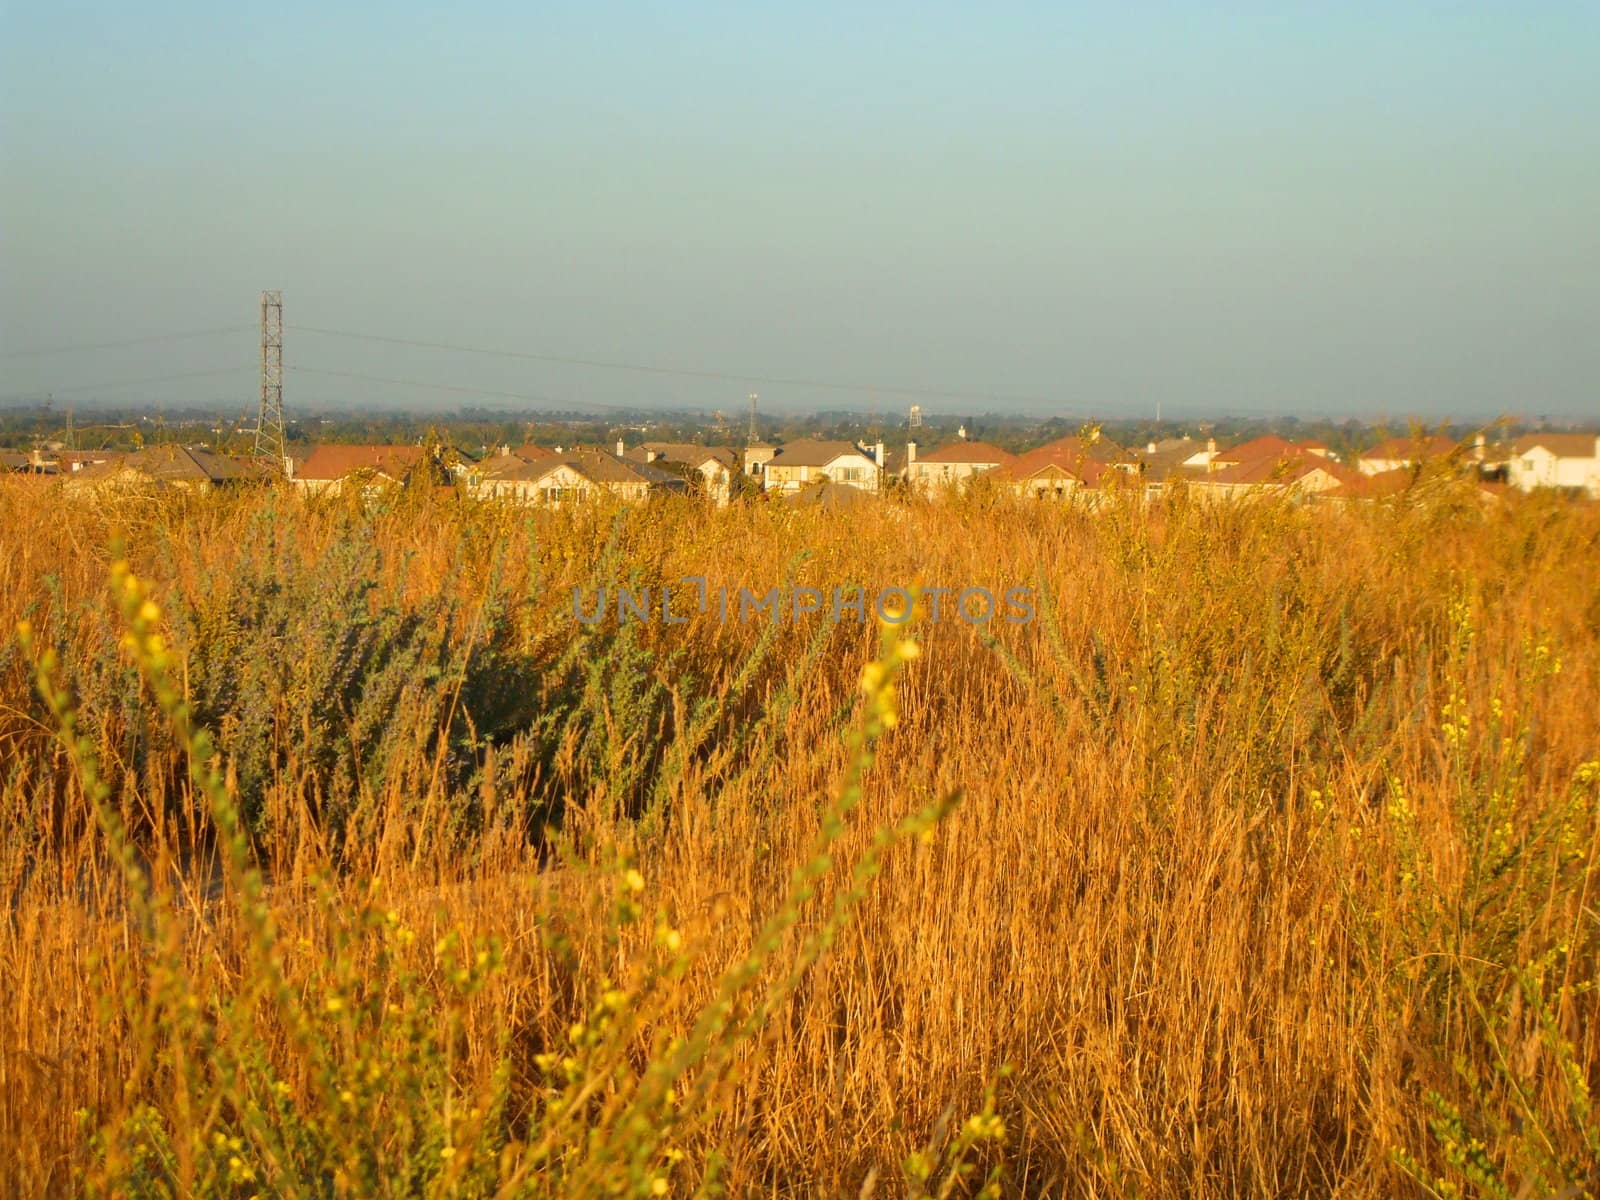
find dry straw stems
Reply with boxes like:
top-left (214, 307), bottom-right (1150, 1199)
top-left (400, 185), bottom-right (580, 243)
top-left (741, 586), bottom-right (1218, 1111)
top-left (0, 476), bottom-right (1596, 1197)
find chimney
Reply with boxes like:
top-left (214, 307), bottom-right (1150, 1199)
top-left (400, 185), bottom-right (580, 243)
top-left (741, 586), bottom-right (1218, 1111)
top-left (1474, 434), bottom-right (1486, 461)
top-left (874, 440), bottom-right (885, 468)
top-left (1146, 441), bottom-right (1157, 454)
top-left (615, 438), bottom-right (625, 456)
top-left (1207, 437), bottom-right (1217, 453)
top-left (907, 441), bottom-right (917, 466)
top-left (500, 444), bottom-right (510, 457)
top-left (284, 454), bottom-right (295, 480)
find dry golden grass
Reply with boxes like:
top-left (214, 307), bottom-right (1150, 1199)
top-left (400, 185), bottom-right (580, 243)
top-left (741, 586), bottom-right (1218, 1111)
top-left (0, 476), bottom-right (1596, 1197)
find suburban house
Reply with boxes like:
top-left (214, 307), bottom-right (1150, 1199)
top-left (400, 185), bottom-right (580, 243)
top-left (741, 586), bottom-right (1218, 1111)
top-left (289, 444), bottom-right (434, 494)
top-left (1329, 465), bottom-right (1504, 507)
top-left (904, 440), bottom-right (1015, 494)
top-left (743, 443), bottom-right (777, 478)
top-left (462, 443), bottom-right (554, 482)
top-left (1206, 435), bottom-right (1333, 473)
top-left (474, 447), bottom-right (687, 506)
top-left (622, 441), bottom-right (739, 505)
top-left (881, 442), bottom-right (914, 482)
top-left (1194, 451), bottom-right (1359, 500)
top-left (1000, 437), bottom-right (1113, 500)
top-left (1329, 468), bottom-right (1417, 502)
top-left (67, 445), bottom-right (260, 491)
top-left (1133, 438), bottom-right (1213, 494)
top-left (759, 440), bottom-right (883, 494)
top-left (1204, 435), bottom-right (1290, 471)
top-left (472, 449), bottom-right (551, 500)
top-left (1508, 434), bottom-right (1600, 497)
top-left (1357, 435), bottom-right (1458, 476)
top-left (1178, 438), bottom-right (1221, 470)
top-left (52, 450), bottom-right (116, 475)
top-left (1, 450), bottom-right (57, 475)
top-left (506, 442), bottom-right (555, 463)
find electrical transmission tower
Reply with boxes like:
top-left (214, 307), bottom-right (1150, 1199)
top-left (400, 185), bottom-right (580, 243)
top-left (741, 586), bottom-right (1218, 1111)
top-left (253, 290), bottom-right (285, 473)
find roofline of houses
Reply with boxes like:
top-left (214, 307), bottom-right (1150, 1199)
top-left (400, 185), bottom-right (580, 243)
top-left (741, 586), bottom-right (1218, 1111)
top-left (7, 427), bottom-right (1597, 503)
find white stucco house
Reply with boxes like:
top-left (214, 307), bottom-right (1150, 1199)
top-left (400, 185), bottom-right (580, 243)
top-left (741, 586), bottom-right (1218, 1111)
top-left (622, 441), bottom-right (738, 506)
top-left (1509, 434), bottom-right (1600, 497)
top-left (759, 439), bottom-right (883, 494)
top-left (904, 440), bottom-right (1015, 494)
top-left (1357, 435), bottom-right (1458, 477)
top-left (473, 447), bottom-right (687, 506)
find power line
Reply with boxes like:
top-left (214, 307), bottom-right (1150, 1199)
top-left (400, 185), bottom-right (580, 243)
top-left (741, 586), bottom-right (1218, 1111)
top-left (4, 316), bottom-right (1059, 411)
top-left (287, 365), bottom-right (626, 413)
top-left (288, 323), bottom-right (1047, 407)
top-left (0, 326), bottom-right (253, 360)
top-left (29, 366), bottom-right (253, 396)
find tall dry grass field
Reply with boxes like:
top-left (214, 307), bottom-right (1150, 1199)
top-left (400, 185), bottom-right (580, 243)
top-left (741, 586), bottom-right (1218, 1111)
top-left (1, 476), bottom-right (1596, 1197)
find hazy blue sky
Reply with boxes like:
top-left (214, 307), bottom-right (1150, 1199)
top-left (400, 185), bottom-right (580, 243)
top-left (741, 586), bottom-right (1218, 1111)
top-left (2, 2), bottom-right (1597, 419)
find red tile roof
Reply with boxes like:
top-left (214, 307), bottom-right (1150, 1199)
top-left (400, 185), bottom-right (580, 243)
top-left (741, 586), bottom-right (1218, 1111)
top-left (1211, 435), bottom-right (1295, 465)
top-left (296, 444), bottom-right (428, 481)
top-left (915, 440), bottom-right (1016, 466)
top-left (1209, 453), bottom-right (1359, 488)
top-left (1001, 438), bottom-right (1109, 486)
top-left (1034, 433), bottom-right (1128, 464)
top-left (1329, 467), bottom-right (1416, 499)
